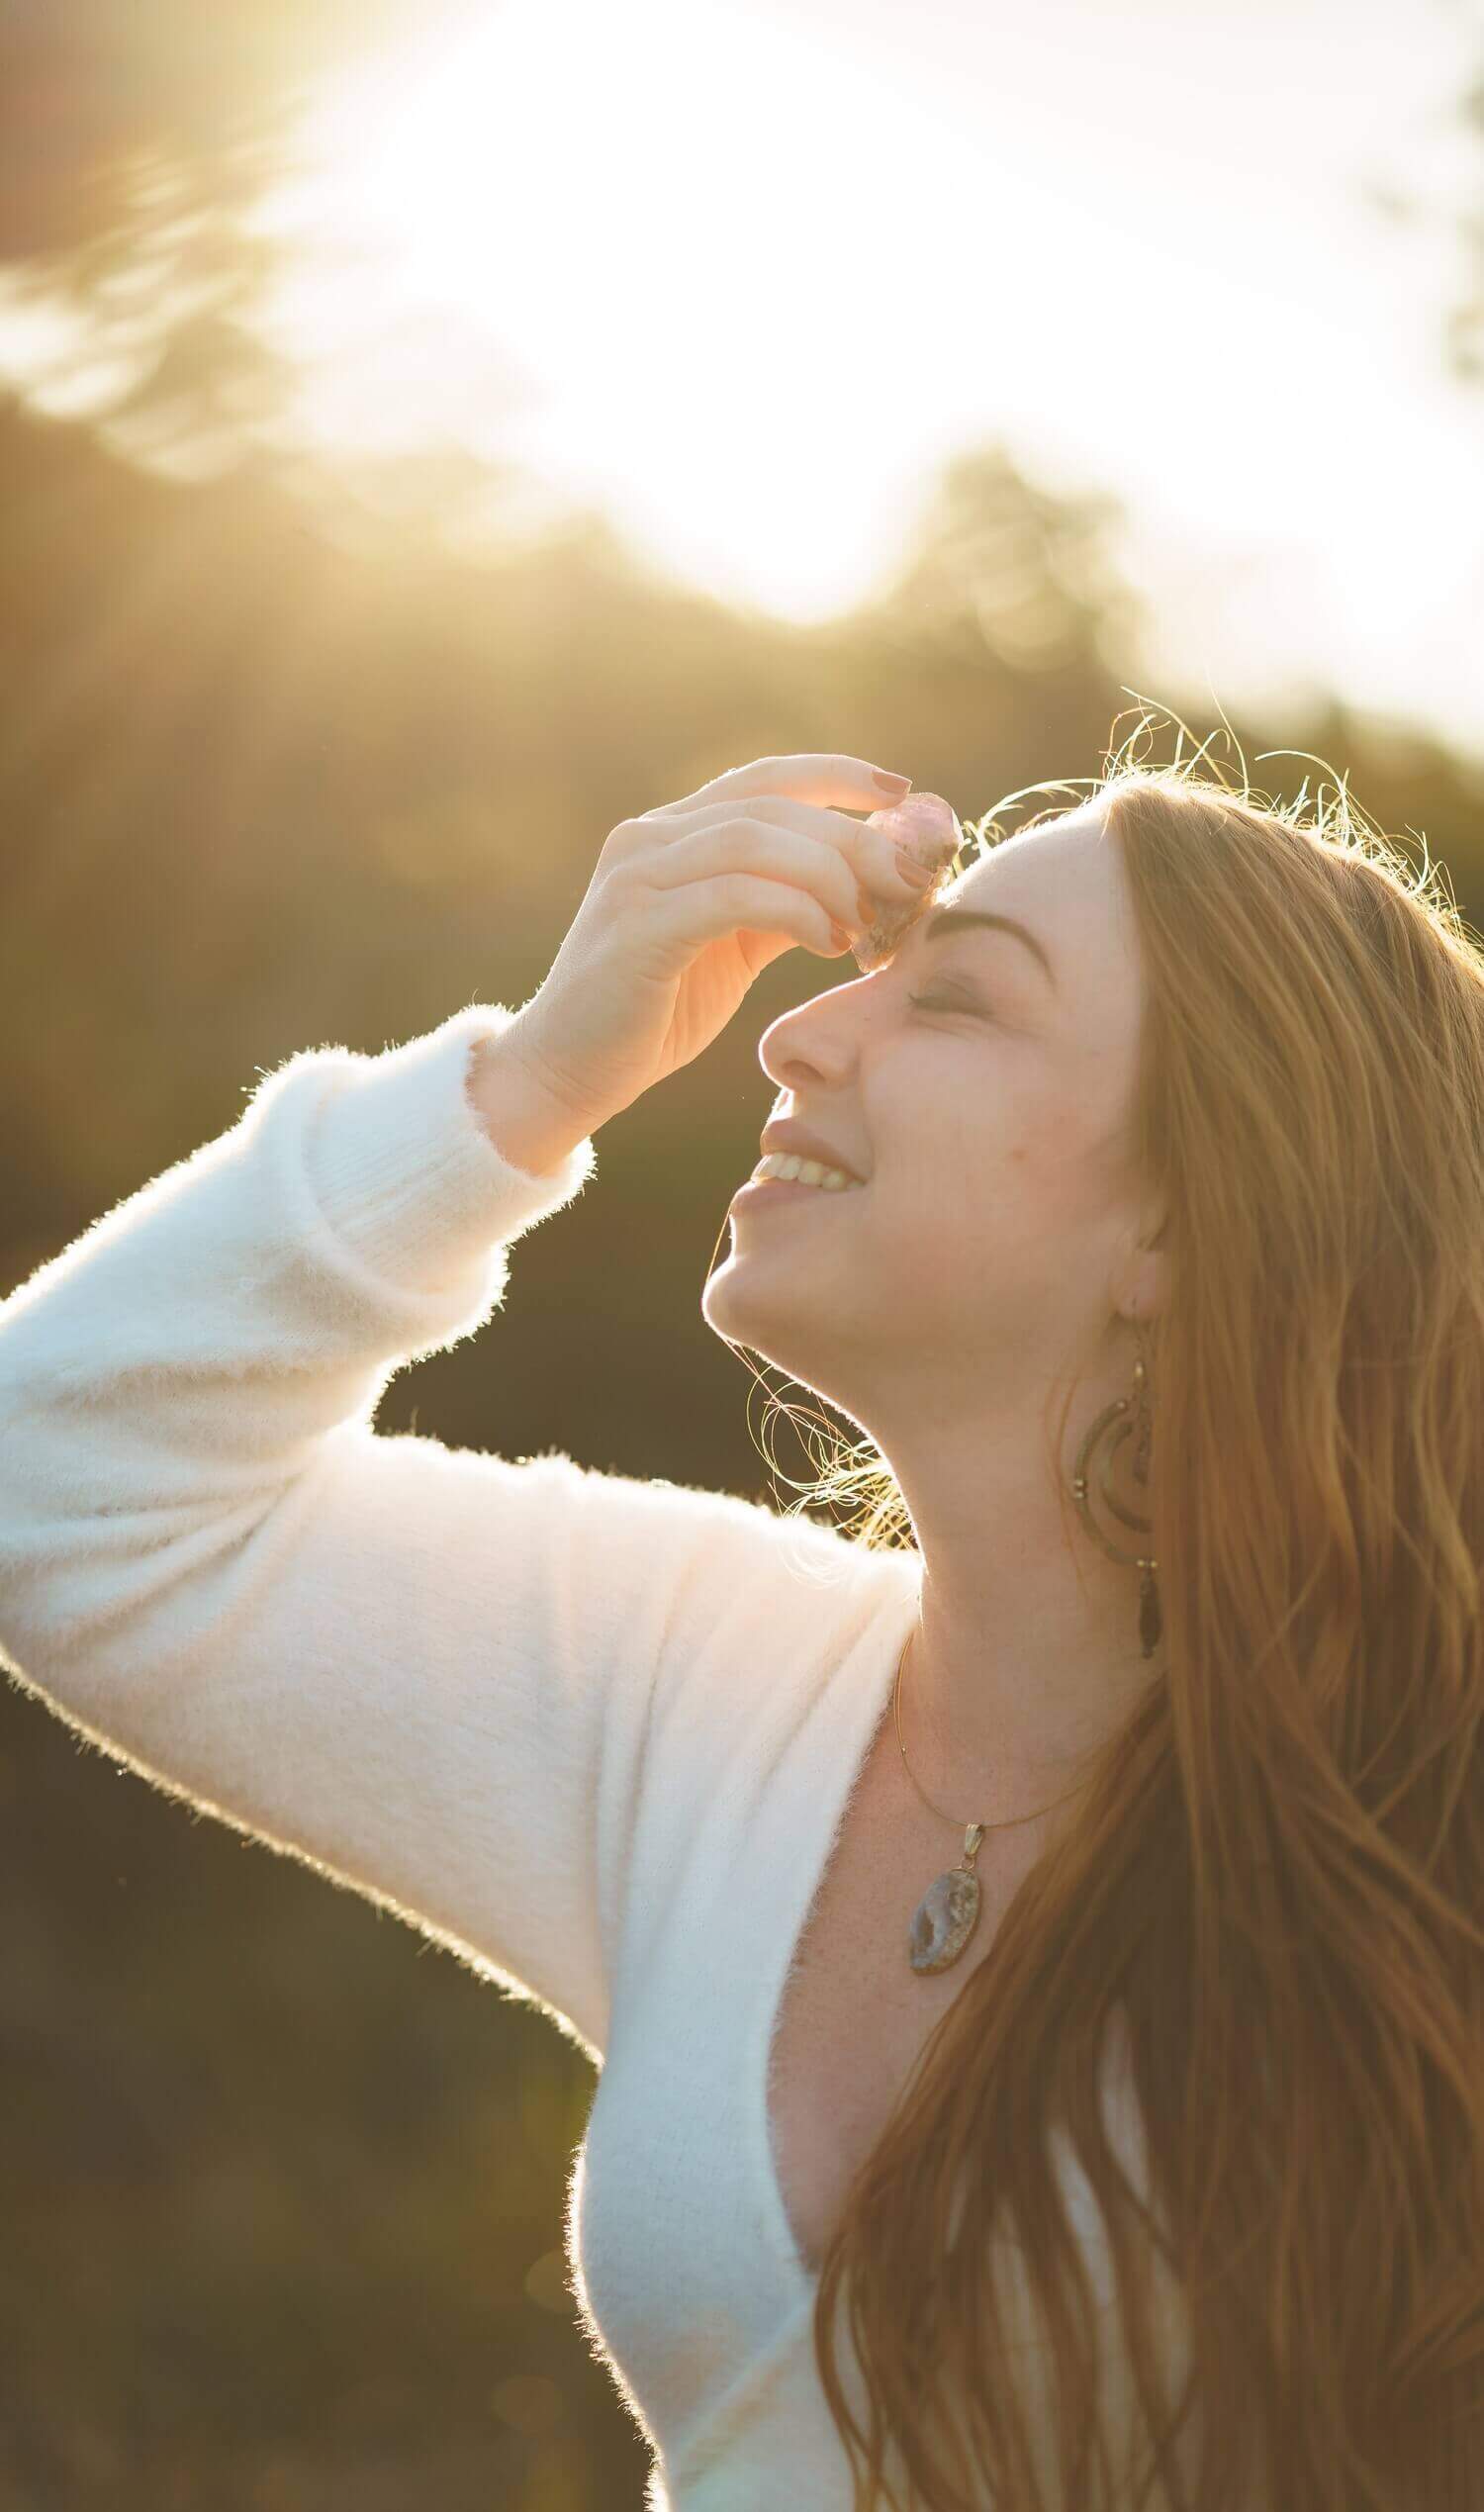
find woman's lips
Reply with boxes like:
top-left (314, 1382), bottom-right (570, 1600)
top-left (852, 791), bottom-right (962, 972)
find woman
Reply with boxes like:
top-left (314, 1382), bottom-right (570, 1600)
top-left (0, 734), bottom-right (1479, 2510)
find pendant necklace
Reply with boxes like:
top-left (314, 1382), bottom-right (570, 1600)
top-left (891, 1327), bottom-right (1161, 1975)
top-left (892, 1627), bottom-right (1095, 1977)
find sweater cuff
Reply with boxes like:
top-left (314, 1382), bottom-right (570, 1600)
top-left (257, 1002), bottom-right (598, 1296)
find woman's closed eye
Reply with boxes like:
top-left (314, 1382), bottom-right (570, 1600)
top-left (906, 983), bottom-right (991, 1018)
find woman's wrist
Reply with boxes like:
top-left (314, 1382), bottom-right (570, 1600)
top-left (465, 1030), bottom-right (591, 1176)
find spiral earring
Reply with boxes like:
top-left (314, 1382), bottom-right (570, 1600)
top-left (1070, 1321), bottom-right (1161, 1659)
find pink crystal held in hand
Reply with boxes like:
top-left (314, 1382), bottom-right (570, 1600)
top-left (852, 791), bottom-right (962, 971)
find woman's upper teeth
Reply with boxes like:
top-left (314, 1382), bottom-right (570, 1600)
top-left (751, 1153), bottom-right (863, 1190)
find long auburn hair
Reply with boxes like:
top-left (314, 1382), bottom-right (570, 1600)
top-left (712, 716), bottom-right (1484, 2507)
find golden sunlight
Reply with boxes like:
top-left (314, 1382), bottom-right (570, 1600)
top-left (239, 0), bottom-right (1484, 756)
top-left (252, 0), bottom-right (1057, 611)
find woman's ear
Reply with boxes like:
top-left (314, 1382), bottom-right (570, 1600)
top-left (1121, 1237), bottom-right (1168, 1326)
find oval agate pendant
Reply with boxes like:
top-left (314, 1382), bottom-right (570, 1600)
top-left (907, 1823), bottom-right (986, 1975)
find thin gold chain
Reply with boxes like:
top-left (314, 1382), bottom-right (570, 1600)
top-left (891, 1625), bottom-right (1096, 1836)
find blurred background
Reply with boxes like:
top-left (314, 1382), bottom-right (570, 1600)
top-left (2, 1), bottom-right (1483, 2504)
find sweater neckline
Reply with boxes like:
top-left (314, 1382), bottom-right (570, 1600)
top-left (754, 1564), bottom-right (924, 2293)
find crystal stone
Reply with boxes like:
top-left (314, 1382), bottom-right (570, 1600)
top-left (854, 792), bottom-right (962, 973)
top-left (907, 1864), bottom-right (982, 1975)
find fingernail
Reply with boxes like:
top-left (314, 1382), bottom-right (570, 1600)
top-left (829, 922), bottom-right (854, 953)
top-left (873, 770), bottom-right (912, 796)
top-left (896, 853), bottom-right (933, 887)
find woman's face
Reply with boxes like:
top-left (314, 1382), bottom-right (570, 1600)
top-left (702, 802), bottom-right (1156, 1429)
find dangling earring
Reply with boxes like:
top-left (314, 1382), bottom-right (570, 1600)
top-left (1070, 1322), bottom-right (1162, 1659)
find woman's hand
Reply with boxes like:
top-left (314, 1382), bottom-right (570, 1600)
top-left (501, 754), bottom-right (931, 1143)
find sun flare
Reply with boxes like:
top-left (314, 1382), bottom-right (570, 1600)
top-left (162, 0), bottom-right (1484, 759)
top-left (254, 0), bottom-right (1019, 607)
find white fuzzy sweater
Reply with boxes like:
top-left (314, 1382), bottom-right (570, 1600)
top-left (0, 1002), bottom-right (940, 2508)
top-left (0, 1002), bottom-right (1192, 2509)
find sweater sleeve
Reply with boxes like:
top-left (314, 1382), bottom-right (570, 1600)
top-left (0, 1002), bottom-right (801, 2065)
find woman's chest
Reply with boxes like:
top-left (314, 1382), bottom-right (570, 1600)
top-left (766, 1724), bottom-right (1042, 2279)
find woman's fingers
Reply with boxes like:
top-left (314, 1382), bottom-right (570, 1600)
top-left (646, 753), bottom-right (912, 819)
top-left (639, 792), bottom-right (937, 927)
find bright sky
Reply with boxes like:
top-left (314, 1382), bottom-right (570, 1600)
top-left (7, 0), bottom-right (1483, 770)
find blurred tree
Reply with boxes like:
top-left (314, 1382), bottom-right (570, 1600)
top-left (0, 0), bottom-right (485, 450)
top-left (1448, 51), bottom-right (1484, 382)
top-left (1362, 3), bottom-right (1484, 387)
top-left (867, 445), bottom-right (1145, 681)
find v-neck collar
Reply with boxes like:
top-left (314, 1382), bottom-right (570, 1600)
top-left (752, 1572), bottom-right (923, 2293)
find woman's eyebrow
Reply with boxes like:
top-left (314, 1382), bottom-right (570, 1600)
top-left (916, 905), bottom-right (1058, 992)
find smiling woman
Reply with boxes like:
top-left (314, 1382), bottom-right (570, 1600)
top-left (700, 737), bottom-right (1484, 2512)
top-left (2, 730), bottom-right (1482, 2512)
